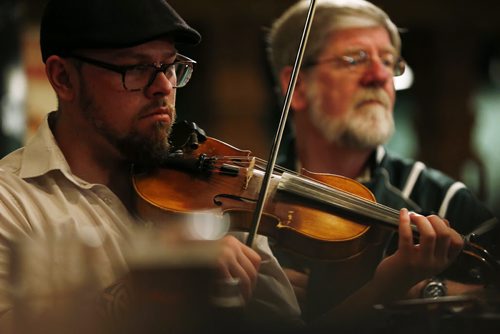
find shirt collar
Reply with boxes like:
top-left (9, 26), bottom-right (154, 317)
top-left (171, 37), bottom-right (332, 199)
top-left (375, 145), bottom-right (386, 165)
top-left (19, 112), bottom-right (75, 180)
top-left (358, 146), bottom-right (386, 182)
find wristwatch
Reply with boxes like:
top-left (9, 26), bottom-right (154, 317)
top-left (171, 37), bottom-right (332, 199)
top-left (421, 277), bottom-right (447, 298)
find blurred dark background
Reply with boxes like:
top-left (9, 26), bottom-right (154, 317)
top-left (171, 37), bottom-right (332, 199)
top-left (2, 0), bottom-right (500, 217)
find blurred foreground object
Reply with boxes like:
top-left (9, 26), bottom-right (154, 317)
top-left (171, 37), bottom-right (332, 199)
top-left (8, 214), bottom-right (245, 334)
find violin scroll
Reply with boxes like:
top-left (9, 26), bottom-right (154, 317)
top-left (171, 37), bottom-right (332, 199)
top-left (444, 236), bottom-right (500, 287)
top-left (169, 120), bottom-right (207, 153)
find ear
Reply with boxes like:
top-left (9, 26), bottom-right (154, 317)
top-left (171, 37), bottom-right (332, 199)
top-left (279, 66), bottom-right (309, 113)
top-left (44, 55), bottom-right (78, 102)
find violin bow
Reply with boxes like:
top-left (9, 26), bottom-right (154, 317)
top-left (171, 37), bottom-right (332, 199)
top-left (246, 0), bottom-right (317, 247)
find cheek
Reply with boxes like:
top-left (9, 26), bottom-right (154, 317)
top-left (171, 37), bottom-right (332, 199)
top-left (169, 90), bottom-right (176, 105)
top-left (95, 93), bottom-right (140, 128)
top-left (388, 87), bottom-right (396, 107)
top-left (385, 80), bottom-right (396, 105)
top-left (316, 73), bottom-right (356, 117)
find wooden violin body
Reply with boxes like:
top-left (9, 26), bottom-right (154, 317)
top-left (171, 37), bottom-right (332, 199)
top-left (133, 137), bottom-right (385, 261)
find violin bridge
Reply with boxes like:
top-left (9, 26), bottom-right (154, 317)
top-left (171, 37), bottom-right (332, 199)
top-left (244, 157), bottom-right (256, 189)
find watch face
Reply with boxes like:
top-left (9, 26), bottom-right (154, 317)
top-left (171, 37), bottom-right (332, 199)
top-left (422, 281), bottom-right (446, 298)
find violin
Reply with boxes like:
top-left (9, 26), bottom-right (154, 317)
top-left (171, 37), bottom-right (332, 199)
top-left (132, 125), bottom-right (500, 287)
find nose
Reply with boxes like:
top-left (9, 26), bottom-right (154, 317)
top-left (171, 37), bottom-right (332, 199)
top-left (144, 70), bottom-right (175, 97)
top-left (359, 57), bottom-right (392, 87)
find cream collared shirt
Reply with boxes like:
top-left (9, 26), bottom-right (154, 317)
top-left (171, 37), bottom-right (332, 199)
top-left (0, 113), bottom-right (301, 325)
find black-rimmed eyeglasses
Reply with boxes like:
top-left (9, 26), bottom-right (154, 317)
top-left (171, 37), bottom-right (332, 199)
top-left (70, 53), bottom-right (196, 91)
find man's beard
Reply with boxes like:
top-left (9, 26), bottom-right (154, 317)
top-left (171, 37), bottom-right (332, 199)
top-left (307, 85), bottom-right (395, 150)
top-left (79, 86), bottom-right (175, 167)
top-left (114, 117), bottom-right (174, 167)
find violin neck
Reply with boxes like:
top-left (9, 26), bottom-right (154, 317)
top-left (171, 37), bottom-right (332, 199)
top-left (278, 173), bottom-right (500, 285)
top-left (277, 172), bottom-right (418, 234)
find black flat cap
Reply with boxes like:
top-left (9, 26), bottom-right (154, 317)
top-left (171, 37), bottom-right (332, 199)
top-left (40, 0), bottom-right (201, 63)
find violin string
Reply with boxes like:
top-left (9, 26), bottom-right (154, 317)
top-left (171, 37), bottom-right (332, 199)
top-left (285, 177), bottom-right (400, 228)
top-left (199, 155), bottom-right (441, 238)
top-left (211, 156), bottom-right (397, 213)
top-left (208, 155), bottom-right (401, 227)
top-left (314, 180), bottom-right (401, 223)
top-left (279, 173), bottom-right (401, 229)
top-left (252, 158), bottom-right (401, 220)
top-left (206, 156), bottom-right (293, 175)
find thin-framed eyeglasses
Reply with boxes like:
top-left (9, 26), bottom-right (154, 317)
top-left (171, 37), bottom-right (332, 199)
top-left (302, 50), bottom-right (406, 77)
top-left (69, 53), bottom-right (196, 91)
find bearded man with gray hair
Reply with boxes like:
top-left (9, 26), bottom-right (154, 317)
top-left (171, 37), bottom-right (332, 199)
top-left (267, 0), bottom-right (498, 328)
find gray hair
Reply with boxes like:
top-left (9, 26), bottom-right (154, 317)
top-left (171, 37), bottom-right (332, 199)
top-left (267, 0), bottom-right (401, 79)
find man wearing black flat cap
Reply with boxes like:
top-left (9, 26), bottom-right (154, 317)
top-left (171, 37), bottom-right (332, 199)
top-left (0, 0), bottom-right (301, 331)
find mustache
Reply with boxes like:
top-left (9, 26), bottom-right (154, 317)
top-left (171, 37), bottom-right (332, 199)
top-left (353, 88), bottom-right (391, 109)
top-left (138, 99), bottom-right (175, 117)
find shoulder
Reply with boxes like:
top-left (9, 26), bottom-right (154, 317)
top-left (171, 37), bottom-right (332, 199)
top-left (379, 150), bottom-right (494, 233)
top-left (0, 146), bottom-right (35, 201)
top-left (0, 147), bottom-right (24, 175)
top-left (379, 149), bottom-right (457, 194)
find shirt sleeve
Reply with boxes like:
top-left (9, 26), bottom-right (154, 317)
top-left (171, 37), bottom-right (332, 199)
top-left (229, 232), bottom-right (304, 329)
top-left (0, 178), bottom-right (33, 317)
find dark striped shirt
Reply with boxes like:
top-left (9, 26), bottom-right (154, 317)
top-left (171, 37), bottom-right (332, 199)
top-left (274, 139), bottom-right (498, 321)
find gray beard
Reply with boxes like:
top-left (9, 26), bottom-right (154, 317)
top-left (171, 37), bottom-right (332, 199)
top-left (307, 86), bottom-right (394, 149)
top-left (310, 105), bottom-right (394, 149)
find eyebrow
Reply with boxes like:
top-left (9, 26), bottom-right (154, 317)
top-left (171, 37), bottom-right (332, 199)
top-left (110, 49), bottom-right (178, 63)
top-left (342, 46), bottom-right (397, 55)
